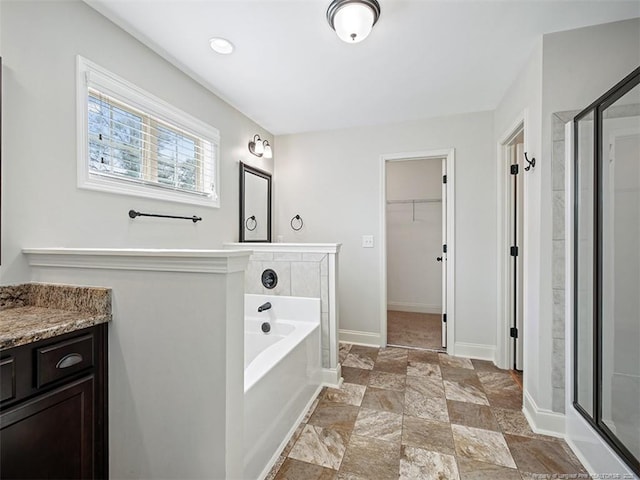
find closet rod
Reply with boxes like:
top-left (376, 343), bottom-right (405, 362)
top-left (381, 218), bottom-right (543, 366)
top-left (386, 198), bottom-right (442, 205)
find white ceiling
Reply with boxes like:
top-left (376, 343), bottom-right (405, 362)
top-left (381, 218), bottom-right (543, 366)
top-left (87, 0), bottom-right (640, 135)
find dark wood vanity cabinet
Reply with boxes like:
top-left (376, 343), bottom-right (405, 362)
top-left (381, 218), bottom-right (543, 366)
top-left (0, 324), bottom-right (107, 479)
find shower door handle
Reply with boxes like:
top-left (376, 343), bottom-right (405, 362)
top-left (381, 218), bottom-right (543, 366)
top-left (436, 257), bottom-right (443, 262)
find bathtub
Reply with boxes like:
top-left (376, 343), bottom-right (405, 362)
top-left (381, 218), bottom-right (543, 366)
top-left (243, 294), bottom-right (322, 480)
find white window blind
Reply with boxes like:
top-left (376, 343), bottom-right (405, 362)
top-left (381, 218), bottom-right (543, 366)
top-left (77, 56), bottom-right (220, 207)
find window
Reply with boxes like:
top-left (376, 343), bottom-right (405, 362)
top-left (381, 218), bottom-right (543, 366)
top-left (77, 56), bottom-right (219, 207)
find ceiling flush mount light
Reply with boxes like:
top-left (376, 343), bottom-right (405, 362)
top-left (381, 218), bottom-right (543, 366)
top-left (326, 0), bottom-right (381, 44)
top-left (248, 134), bottom-right (273, 159)
top-left (209, 37), bottom-right (234, 55)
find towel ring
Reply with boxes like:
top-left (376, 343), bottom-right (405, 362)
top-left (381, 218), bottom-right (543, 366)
top-left (245, 215), bottom-right (257, 231)
top-left (290, 214), bottom-right (303, 231)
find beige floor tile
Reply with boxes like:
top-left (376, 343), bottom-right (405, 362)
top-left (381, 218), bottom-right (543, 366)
top-left (457, 457), bottom-right (523, 480)
top-left (401, 415), bottom-right (455, 455)
top-left (399, 445), bottom-right (460, 480)
top-left (274, 458), bottom-right (337, 480)
top-left (340, 434), bottom-right (400, 480)
top-left (343, 345), bottom-right (378, 370)
top-left (284, 347), bottom-right (586, 479)
top-left (407, 349), bottom-right (440, 364)
top-left (341, 367), bottom-right (371, 386)
top-left (404, 390), bottom-right (450, 422)
top-left (492, 407), bottom-right (559, 441)
top-left (439, 353), bottom-right (474, 369)
top-left (352, 407), bottom-right (403, 443)
top-left (504, 434), bottom-right (587, 475)
top-left (452, 424), bottom-right (516, 469)
top-left (387, 311), bottom-right (444, 350)
top-left (405, 373), bottom-right (444, 397)
top-left (339, 343), bottom-right (353, 363)
top-left (360, 387), bottom-right (405, 414)
top-left (368, 370), bottom-right (406, 391)
top-left (447, 400), bottom-right (499, 431)
top-left (308, 400), bottom-right (360, 435)
top-left (282, 422), bottom-right (306, 456)
top-left (323, 383), bottom-right (367, 406)
top-left (288, 424), bottom-right (349, 470)
top-left (407, 360), bottom-right (441, 378)
top-left (443, 379), bottom-right (490, 405)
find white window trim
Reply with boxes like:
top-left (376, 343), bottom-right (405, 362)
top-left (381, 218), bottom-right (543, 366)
top-left (76, 55), bottom-right (220, 208)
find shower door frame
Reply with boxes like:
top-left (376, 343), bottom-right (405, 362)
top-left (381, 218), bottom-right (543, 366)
top-left (572, 66), bottom-right (640, 477)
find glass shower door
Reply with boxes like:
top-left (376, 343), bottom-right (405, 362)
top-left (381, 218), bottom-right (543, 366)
top-left (573, 67), bottom-right (640, 476)
top-left (600, 82), bottom-right (640, 462)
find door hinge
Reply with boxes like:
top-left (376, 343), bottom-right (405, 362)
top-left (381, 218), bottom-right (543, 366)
top-left (443, 244), bottom-right (447, 253)
top-left (443, 313), bottom-right (447, 323)
top-left (510, 164), bottom-right (519, 175)
top-left (443, 175), bottom-right (447, 184)
top-left (510, 246), bottom-right (519, 257)
top-left (510, 327), bottom-right (518, 338)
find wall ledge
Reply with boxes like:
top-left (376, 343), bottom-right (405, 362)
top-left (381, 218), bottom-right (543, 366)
top-left (23, 248), bottom-right (251, 274)
top-left (225, 243), bottom-right (341, 254)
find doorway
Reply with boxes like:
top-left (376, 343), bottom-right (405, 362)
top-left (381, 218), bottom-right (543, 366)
top-left (382, 153), bottom-right (450, 351)
top-left (508, 131), bottom-right (525, 372)
top-left (498, 122), bottom-right (525, 378)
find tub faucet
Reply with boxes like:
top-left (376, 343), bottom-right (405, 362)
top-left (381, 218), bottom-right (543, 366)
top-left (258, 302), bottom-right (272, 312)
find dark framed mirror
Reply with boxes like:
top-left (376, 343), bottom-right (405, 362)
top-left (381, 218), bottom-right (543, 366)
top-left (239, 162), bottom-right (271, 242)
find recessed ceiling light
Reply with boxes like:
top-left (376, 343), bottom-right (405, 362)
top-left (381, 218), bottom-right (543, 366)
top-left (209, 37), bottom-right (234, 55)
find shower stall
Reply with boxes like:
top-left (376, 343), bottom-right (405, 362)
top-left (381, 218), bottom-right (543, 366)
top-left (572, 67), bottom-right (640, 476)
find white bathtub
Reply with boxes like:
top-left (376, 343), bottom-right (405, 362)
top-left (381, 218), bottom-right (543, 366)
top-left (243, 294), bottom-right (322, 480)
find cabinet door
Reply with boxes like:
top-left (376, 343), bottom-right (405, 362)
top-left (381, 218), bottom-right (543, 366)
top-left (0, 376), bottom-right (94, 479)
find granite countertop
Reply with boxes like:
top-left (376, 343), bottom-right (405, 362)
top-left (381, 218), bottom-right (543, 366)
top-left (0, 283), bottom-right (112, 350)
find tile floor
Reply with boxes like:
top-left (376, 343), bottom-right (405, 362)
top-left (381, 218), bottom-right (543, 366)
top-left (387, 311), bottom-right (444, 351)
top-left (266, 343), bottom-right (586, 480)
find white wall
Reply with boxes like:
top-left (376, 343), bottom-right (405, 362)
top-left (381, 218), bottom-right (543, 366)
top-left (493, 40), bottom-right (544, 411)
top-left (274, 111), bottom-right (496, 351)
top-left (539, 16), bottom-right (640, 415)
top-left (26, 252), bottom-right (247, 479)
top-left (0, 0), bottom-right (273, 284)
top-left (386, 158), bottom-right (442, 313)
top-left (493, 18), bottom-right (640, 433)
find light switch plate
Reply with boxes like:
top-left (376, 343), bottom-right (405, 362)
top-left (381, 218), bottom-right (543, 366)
top-left (362, 235), bottom-right (374, 248)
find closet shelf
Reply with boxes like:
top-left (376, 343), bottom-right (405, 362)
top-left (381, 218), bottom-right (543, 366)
top-left (386, 198), bottom-right (442, 205)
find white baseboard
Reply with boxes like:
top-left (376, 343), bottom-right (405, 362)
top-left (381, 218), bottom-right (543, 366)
top-left (322, 366), bottom-right (342, 388)
top-left (339, 329), bottom-right (382, 347)
top-left (453, 342), bottom-right (495, 361)
top-left (523, 390), bottom-right (565, 437)
top-left (387, 302), bottom-right (441, 314)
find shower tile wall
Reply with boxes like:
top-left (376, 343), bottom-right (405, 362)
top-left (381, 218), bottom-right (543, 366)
top-left (551, 111), bottom-right (578, 413)
top-left (245, 252), bottom-right (332, 367)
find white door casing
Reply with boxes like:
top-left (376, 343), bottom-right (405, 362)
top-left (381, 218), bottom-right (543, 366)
top-left (380, 149), bottom-right (455, 353)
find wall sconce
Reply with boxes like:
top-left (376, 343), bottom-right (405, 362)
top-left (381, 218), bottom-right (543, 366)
top-left (248, 134), bottom-right (273, 159)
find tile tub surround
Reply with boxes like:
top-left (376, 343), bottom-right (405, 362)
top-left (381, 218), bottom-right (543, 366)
top-left (225, 243), bottom-right (341, 376)
top-left (266, 344), bottom-right (586, 480)
top-left (0, 283), bottom-right (112, 349)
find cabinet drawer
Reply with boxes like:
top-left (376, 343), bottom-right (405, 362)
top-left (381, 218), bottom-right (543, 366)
top-left (36, 335), bottom-right (94, 388)
top-left (0, 358), bottom-right (16, 403)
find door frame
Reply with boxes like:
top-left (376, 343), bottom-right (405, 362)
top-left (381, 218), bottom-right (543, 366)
top-left (379, 148), bottom-right (456, 352)
top-left (496, 110), bottom-right (529, 370)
